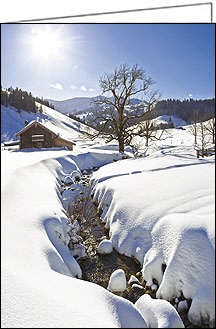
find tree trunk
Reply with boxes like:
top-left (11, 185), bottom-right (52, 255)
top-left (118, 138), bottom-right (125, 153)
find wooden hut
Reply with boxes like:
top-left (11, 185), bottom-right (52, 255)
top-left (16, 120), bottom-right (75, 150)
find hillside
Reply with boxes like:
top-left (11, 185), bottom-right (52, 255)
top-left (1, 103), bottom-right (96, 144)
top-left (1, 102), bottom-right (189, 146)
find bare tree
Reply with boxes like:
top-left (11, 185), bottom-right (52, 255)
top-left (193, 120), bottom-right (213, 158)
top-left (198, 121), bottom-right (210, 157)
top-left (85, 64), bottom-right (161, 153)
top-left (135, 114), bottom-right (166, 147)
top-left (188, 109), bottom-right (200, 145)
top-left (205, 117), bottom-right (215, 144)
top-left (189, 110), bottom-right (215, 157)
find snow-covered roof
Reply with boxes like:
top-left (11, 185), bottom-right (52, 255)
top-left (15, 119), bottom-right (76, 145)
top-left (16, 119), bottom-right (57, 136)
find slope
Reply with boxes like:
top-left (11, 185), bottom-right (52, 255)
top-left (1, 103), bottom-right (96, 144)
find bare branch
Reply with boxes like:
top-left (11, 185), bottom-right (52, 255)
top-left (89, 63), bottom-right (160, 152)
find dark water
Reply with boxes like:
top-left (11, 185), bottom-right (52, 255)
top-left (80, 248), bottom-right (142, 290)
top-left (78, 216), bottom-right (142, 292)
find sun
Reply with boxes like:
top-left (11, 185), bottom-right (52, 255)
top-left (30, 25), bottom-right (62, 61)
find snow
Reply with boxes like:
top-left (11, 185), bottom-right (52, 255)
top-left (91, 149), bottom-right (215, 327)
top-left (144, 213), bottom-right (215, 327)
top-left (135, 294), bottom-right (185, 328)
top-left (107, 269), bottom-right (127, 293)
top-left (1, 147), bottom-right (146, 328)
top-left (153, 114), bottom-right (188, 128)
top-left (128, 275), bottom-right (140, 285)
top-left (46, 96), bottom-right (95, 114)
top-left (151, 284), bottom-right (158, 292)
top-left (1, 103), bottom-right (97, 143)
top-left (1, 104), bottom-right (215, 328)
top-left (97, 239), bottom-right (113, 254)
top-left (131, 284), bottom-right (145, 290)
top-left (178, 300), bottom-right (189, 312)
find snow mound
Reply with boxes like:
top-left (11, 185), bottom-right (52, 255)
top-left (177, 300), bottom-right (188, 312)
top-left (97, 239), bottom-right (113, 254)
top-left (135, 294), bottom-right (185, 328)
top-left (107, 269), bottom-right (127, 292)
top-left (143, 213), bottom-right (215, 328)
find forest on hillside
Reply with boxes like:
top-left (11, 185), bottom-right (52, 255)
top-left (1, 86), bottom-right (55, 113)
top-left (155, 98), bottom-right (215, 123)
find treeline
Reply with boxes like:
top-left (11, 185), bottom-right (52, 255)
top-left (35, 96), bottom-right (55, 110)
top-left (1, 86), bottom-right (55, 113)
top-left (155, 98), bottom-right (215, 123)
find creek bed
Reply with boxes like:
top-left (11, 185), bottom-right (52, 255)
top-left (63, 172), bottom-right (210, 328)
top-left (78, 218), bottom-right (142, 292)
top-left (63, 170), bottom-right (145, 301)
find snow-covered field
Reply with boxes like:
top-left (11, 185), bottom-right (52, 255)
top-left (1, 105), bottom-right (215, 328)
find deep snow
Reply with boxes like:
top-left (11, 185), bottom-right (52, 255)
top-left (1, 104), bottom-right (215, 328)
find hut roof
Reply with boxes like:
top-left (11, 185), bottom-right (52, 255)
top-left (16, 119), bottom-right (76, 145)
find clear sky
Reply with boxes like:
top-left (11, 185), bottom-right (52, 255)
top-left (1, 23), bottom-right (215, 101)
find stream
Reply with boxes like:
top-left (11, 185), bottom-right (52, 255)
top-left (62, 169), bottom-right (145, 303)
top-left (78, 212), bottom-right (144, 302)
top-left (61, 169), bottom-right (210, 328)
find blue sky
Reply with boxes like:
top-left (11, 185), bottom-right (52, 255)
top-left (1, 23), bottom-right (215, 101)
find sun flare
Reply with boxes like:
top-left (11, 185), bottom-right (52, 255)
top-left (30, 25), bottom-right (62, 61)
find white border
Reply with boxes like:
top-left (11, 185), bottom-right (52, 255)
top-left (0, 0), bottom-right (214, 23)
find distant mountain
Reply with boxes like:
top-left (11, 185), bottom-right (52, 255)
top-left (47, 96), bottom-right (215, 127)
top-left (46, 96), bottom-right (142, 115)
top-left (46, 97), bottom-right (95, 114)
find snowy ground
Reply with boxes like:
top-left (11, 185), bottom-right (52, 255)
top-left (90, 144), bottom-right (215, 327)
top-left (1, 105), bottom-right (215, 328)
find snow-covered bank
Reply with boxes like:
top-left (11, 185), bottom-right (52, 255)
top-left (91, 145), bottom-right (215, 327)
top-left (1, 148), bottom-right (148, 328)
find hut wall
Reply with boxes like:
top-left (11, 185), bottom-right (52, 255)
top-left (19, 125), bottom-right (54, 149)
top-left (54, 137), bottom-right (74, 150)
